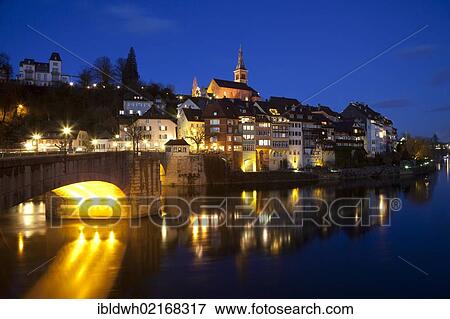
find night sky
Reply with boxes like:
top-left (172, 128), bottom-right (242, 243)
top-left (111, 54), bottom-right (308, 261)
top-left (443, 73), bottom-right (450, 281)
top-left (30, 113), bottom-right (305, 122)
top-left (1, 0), bottom-right (449, 139)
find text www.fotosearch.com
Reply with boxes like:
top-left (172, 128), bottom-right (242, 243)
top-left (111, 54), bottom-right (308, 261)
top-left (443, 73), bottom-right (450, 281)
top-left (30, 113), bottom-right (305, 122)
top-left (97, 302), bottom-right (354, 316)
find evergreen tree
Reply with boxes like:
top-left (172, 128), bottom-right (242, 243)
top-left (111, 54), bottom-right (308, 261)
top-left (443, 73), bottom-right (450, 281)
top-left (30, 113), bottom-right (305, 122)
top-left (123, 47), bottom-right (139, 88)
top-left (0, 53), bottom-right (13, 80)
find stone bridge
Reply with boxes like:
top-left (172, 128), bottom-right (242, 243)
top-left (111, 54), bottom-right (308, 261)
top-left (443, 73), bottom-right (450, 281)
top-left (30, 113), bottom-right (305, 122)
top-left (0, 152), bottom-right (165, 212)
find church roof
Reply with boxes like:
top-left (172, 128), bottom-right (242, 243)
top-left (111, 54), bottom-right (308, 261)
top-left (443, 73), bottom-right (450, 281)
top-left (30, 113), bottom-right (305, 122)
top-left (212, 78), bottom-right (258, 94)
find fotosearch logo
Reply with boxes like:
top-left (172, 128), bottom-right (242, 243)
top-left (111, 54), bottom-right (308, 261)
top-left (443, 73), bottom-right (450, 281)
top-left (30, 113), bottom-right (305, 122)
top-left (47, 196), bottom-right (402, 228)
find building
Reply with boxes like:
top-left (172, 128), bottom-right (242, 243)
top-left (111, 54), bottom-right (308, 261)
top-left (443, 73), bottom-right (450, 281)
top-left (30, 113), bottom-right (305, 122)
top-left (341, 102), bottom-right (396, 156)
top-left (254, 101), bottom-right (290, 170)
top-left (164, 139), bottom-right (190, 156)
top-left (119, 92), bottom-right (153, 116)
top-left (177, 97), bottom-right (209, 116)
top-left (177, 108), bottom-right (205, 151)
top-left (18, 52), bottom-right (70, 86)
top-left (203, 100), bottom-right (247, 170)
top-left (205, 47), bottom-right (260, 101)
top-left (334, 119), bottom-right (366, 166)
top-left (119, 105), bottom-right (177, 151)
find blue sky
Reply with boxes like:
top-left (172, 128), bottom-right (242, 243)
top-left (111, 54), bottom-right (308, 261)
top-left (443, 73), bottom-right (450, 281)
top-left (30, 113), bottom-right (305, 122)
top-left (1, 0), bottom-right (449, 139)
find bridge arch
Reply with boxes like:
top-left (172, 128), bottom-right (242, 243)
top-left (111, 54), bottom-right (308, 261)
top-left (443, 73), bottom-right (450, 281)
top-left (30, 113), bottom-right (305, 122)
top-left (0, 152), bottom-right (161, 212)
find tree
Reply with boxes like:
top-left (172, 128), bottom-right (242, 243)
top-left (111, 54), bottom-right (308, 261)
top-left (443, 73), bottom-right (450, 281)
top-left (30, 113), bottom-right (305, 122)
top-left (124, 122), bottom-right (144, 153)
top-left (78, 67), bottom-right (93, 87)
top-left (92, 56), bottom-right (113, 86)
top-left (123, 47), bottom-right (139, 88)
top-left (0, 53), bottom-right (13, 80)
top-left (405, 136), bottom-right (432, 160)
top-left (186, 126), bottom-right (205, 153)
top-left (114, 58), bottom-right (127, 84)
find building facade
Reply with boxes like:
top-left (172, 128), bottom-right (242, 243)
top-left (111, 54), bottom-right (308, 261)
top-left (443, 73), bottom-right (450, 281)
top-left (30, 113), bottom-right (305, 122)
top-left (18, 52), bottom-right (70, 86)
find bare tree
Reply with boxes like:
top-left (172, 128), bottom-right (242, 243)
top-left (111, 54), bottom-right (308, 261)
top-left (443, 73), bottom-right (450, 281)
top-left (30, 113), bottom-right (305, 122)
top-left (124, 123), bottom-right (144, 153)
top-left (186, 126), bottom-right (205, 153)
top-left (78, 67), bottom-right (93, 87)
top-left (114, 58), bottom-right (127, 84)
top-left (92, 56), bottom-right (114, 86)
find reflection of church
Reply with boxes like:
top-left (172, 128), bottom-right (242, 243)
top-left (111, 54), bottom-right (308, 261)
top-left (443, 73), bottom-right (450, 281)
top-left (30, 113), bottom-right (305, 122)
top-left (192, 46), bottom-right (260, 102)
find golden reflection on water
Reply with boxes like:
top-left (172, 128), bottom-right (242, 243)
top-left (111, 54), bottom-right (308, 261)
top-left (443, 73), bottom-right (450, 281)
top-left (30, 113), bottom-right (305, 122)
top-left (18, 232), bottom-right (24, 255)
top-left (26, 226), bottom-right (126, 298)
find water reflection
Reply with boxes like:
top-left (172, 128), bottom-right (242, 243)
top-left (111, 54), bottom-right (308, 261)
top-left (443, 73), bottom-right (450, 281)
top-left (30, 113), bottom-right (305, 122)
top-left (0, 170), bottom-right (444, 298)
top-left (26, 225), bottom-right (126, 298)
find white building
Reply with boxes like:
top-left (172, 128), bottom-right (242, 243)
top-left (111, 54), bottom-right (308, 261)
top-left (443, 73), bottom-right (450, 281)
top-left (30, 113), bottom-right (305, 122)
top-left (18, 52), bottom-right (70, 86)
top-left (341, 102), bottom-right (395, 157)
top-left (119, 106), bottom-right (177, 151)
top-left (119, 93), bottom-right (153, 116)
top-left (287, 115), bottom-right (303, 169)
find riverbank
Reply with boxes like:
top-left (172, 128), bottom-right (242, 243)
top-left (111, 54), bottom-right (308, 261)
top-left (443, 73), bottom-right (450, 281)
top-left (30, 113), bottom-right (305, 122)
top-left (220, 163), bottom-right (436, 187)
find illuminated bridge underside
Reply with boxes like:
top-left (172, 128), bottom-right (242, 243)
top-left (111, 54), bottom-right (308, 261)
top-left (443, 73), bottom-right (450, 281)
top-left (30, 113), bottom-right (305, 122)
top-left (51, 181), bottom-right (139, 219)
top-left (0, 152), bottom-right (162, 212)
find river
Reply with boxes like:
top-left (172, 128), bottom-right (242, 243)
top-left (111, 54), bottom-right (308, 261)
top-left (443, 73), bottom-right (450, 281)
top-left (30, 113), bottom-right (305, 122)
top-left (0, 160), bottom-right (449, 298)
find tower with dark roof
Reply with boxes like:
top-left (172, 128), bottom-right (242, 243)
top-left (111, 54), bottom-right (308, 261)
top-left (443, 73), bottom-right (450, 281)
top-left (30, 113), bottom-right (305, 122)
top-left (233, 45), bottom-right (248, 84)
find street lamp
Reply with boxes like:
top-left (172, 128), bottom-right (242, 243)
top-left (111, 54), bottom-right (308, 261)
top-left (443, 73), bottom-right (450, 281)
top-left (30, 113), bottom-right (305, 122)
top-left (61, 125), bottom-right (72, 153)
top-left (32, 133), bottom-right (42, 152)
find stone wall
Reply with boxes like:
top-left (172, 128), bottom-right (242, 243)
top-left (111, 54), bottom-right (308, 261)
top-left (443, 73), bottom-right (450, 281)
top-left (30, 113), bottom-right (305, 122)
top-left (162, 154), bottom-right (207, 186)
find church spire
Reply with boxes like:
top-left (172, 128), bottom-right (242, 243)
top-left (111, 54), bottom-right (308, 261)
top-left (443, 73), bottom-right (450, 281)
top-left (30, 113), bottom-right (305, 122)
top-left (233, 45), bottom-right (248, 84)
top-left (236, 45), bottom-right (246, 70)
top-left (192, 76), bottom-right (200, 97)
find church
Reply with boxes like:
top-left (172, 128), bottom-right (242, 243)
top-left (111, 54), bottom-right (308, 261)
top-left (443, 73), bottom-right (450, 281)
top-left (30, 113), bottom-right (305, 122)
top-left (192, 47), bottom-right (261, 102)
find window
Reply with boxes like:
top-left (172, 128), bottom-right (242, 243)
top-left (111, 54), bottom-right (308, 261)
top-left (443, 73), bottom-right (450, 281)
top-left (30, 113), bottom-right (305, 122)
top-left (146, 126), bottom-right (151, 131)
top-left (160, 125), bottom-right (167, 131)
top-left (160, 134), bottom-right (167, 139)
top-left (258, 140), bottom-right (270, 146)
top-left (210, 119), bottom-right (220, 125)
top-left (210, 127), bottom-right (220, 133)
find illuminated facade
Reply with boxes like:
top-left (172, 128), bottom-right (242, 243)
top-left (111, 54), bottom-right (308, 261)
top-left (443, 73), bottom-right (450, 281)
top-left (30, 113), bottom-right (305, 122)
top-left (342, 102), bottom-right (396, 157)
top-left (177, 108), bottom-right (205, 151)
top-left (119, 106), bottom-right (177, 151)
top-left (205, 47), bottom-right (260, 101)
top-left (18, 52), bottom-right (70, 86)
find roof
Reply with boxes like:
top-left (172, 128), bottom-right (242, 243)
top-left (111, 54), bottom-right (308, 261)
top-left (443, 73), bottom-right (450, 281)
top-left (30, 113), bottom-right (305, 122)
top-left (212, 78), bottom-right (258, 94)
top-left (35, 62), bottom-right (49, 73)
top-left (203, 99), bottom-right (253, 119)
top-left (182, 108), bottom-right (203, 121)
top-left (165, 139), bottom-right (190, 146)
top-left (314, 105), bottom-right (340, 118)
top-left (189, 97), bottom-right (210, 110)
top-left (268, 96), bottom-right (300, 106)
top-left (49, 52), bottom-right (62, 61)
top-left (141, 105), bottom-right (174, 120)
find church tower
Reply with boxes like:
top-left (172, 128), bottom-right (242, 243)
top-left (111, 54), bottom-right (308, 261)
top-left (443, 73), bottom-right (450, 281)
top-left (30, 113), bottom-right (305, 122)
top-left (233, 46), bottom-right (248, 84)
top-left (192, 76), bottom-right (201, 97)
